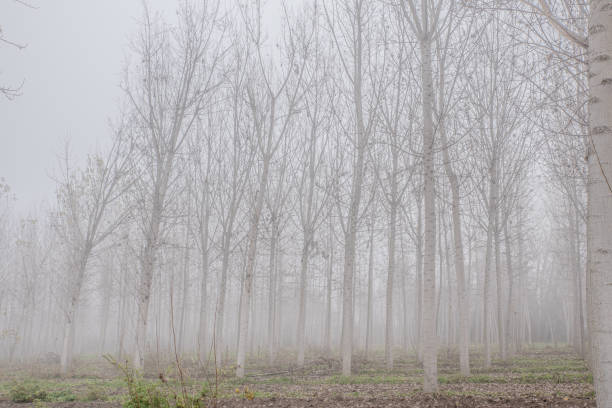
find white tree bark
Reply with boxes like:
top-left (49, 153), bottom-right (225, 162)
top-left (585, 2), bottom-right (612, 404)
top-left (420, 20), bottom-right (438, 394)
top-left (365, 211), bottom-right (375, 361)
top-left (439, 90), bottom-right (470, 376)
top-left (385, 156), bottom-right (397, 371)
top-left (267, 217), bottom-right (278, 365)
top-left (483, 156), bottom-right (497, 369)
top-left (196, 174), bottom-right (211, 365)
top-left (236, 148), bottom-right (270, 377)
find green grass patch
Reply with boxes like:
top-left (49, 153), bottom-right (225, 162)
top-left (9, 383), bottom-right (48, 403)
top-left (518, 372), bottom-right (592, 384)
top-left (46, 388), bottom-right (77, 402)
top-left (325, 374), bottom-right (407, 384)
top-left (438, 374), bottom-right (508, 384)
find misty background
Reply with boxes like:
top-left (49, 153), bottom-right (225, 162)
top-left (1, 0), bottom-right (610, 406)
top-left (0, 0), bottom-right (284, 210)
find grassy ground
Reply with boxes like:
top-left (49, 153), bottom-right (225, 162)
top-left (0, 345), bottom-right (595, 407)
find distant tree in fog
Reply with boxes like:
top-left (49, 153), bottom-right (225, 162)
top-left (53, 133), bottom-right (133, 374)
top-left (122, 0), bottom-right (226, 370)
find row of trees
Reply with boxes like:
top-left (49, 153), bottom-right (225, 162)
top-left (1, 0), bottom-right (610, 405)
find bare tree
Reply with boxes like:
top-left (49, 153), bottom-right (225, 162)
top-left (53, 134), bottom-right (132, 374)
top-left (373, 8), bottom-right (416, 369)
top-left (294, 2), bottom-right (332, 368)
top-left (235, 1), bottom-right (308, 377)
top-left (399, 0), bottom-right (450, 392)
top-left (324, 0), bottom-right (383, 376)
top-left (124, 1), bottom-right (226, 370)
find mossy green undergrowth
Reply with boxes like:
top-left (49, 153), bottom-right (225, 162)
top-left (0, 346), bottom-right (594, 404)
top-left (4, 379), bottom-right (115, 403)
top-left (325, 374), bottom-right (408, 384)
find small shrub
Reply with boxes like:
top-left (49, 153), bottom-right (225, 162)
top-left (199, 382), bottom-right (210, 398)
top-left (124, 380), bottom-right (170, 408)
top-left (83, 384), bottom-right (107, 401)
top-left (103, 355), bottom-right (205, 408)
top-left (33, 400), bottom-right (48, 408)
top-left (9, 383), bottom-right (48, 403)
top-left (47, 388), bottom-right (77, 402)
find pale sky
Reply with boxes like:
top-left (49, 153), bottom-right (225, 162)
top-left (0, 0), bottom-right (286, 214)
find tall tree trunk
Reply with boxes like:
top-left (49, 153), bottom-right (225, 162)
top-left (494, 190), bottom-right (505, 361)
top-left (385, 152), bottom-right (398, 370)
top-left (325, 218), bottom-right (334, 354)
top-left (420, 24), bottom-right (438, 392)
top-left (340, 5), bottom-right (367, 375)
top-left (365, 215), bottom-right (375, 361)
top-left (401, 250), bottom-right (409, 352)
top-left (134, 185), bottom-right (166, 371)
top-left (574, 205), bottom-right (585, 357)
top-left (60, 253), bottom-right (89, 375)
top-left (483, 155), bottom-right (497, 369)
top-left (117, 248), bottom-right (128, 360)
top-left (60, 302), bottom-right (76, 374)
top-left (439, 111), bottom-right (470, 375)
top-left (516, 210), bottom-right (525, 351)
top-left (297, 127), bottom-right (318, 367)
top-left (215, 215), bottom-right (235, 368)
top-left (504, 219), bottom-right (514, 357)
top-left (99, 262), bottom-right (113, 355)
top-left (275, 251), bottom-right (284, 351)
top-left (296, 230), bottom-right (311, 368)
top-left (197, 192), bottom-right (210, 365)
top-left (586, 4), bottom-right (612, 403)
top-left (236, 150), bottom-right (271, 378)
top-left (179, 186), bottom-right (191, 356)
top-left (444, 216), bottom-right (453, 351)
top-left (268, 218), bottom-right (278, 365)
top-left (416, 197), bottom-right (424, 363)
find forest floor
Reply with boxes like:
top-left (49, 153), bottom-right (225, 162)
top-left (0, 345), bottom-right (595, 407)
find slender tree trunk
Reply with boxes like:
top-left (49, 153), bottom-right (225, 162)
top-left (325, 218), bottom-right (334, 354)
top-left (99, 262), bottom-right (113, 354)
top-left (297, 230), bottom-right (311, 368)
top-left (436, 214), bottom-right (444, 332)
top-left (401, 253), bottom-right (409, 352)
top-left (275, 251), bottom-right (283, 351)
top-left (439, 111), bottom-right (470, 375)
top-left (178, 186), bottom-right (191, 356)
top-left (134, 186), bottom-right (166, 371)
top-left (365, 215), bottom-right (375, 360)
top-left (60, 253), bottom-right (89, 375)
top-left (117, 251), bottom-right (128, 360)
top-left (197, 197), bottom-right (210, 365)
top-left (237, 151), bottom-right (271, 378)
top-left (340, 8), bottom-right (367, 375)
top-left (574, 205), bottom-right (585, 357)
top-left (134, 244), bottom-right (155, 371)
top-left (385, 153), bottom-right (398, 370)
top-left (215, 217), bottom-right (235, 368)
top-left (268, 218), bottom-right (278, 365)
top-left (504, 219), bottom-right (514, 357)
top-left (516, 211), bottom-right (525, 351)
top-left (444, 217), bottom-right (453, 351)
top-left (60, 303), bottom-right (76, 374)
top-left (494, 192), bottom-right (505, 361)
top-left (483, 155), bottom-right (497, 369)
top-left (420, 26), bottom-right (438, 392)
top-left (416, 197), bottom-right (424, 363)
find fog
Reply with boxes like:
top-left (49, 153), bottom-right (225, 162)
top-left (0, 0), bottom-right (610, 406)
